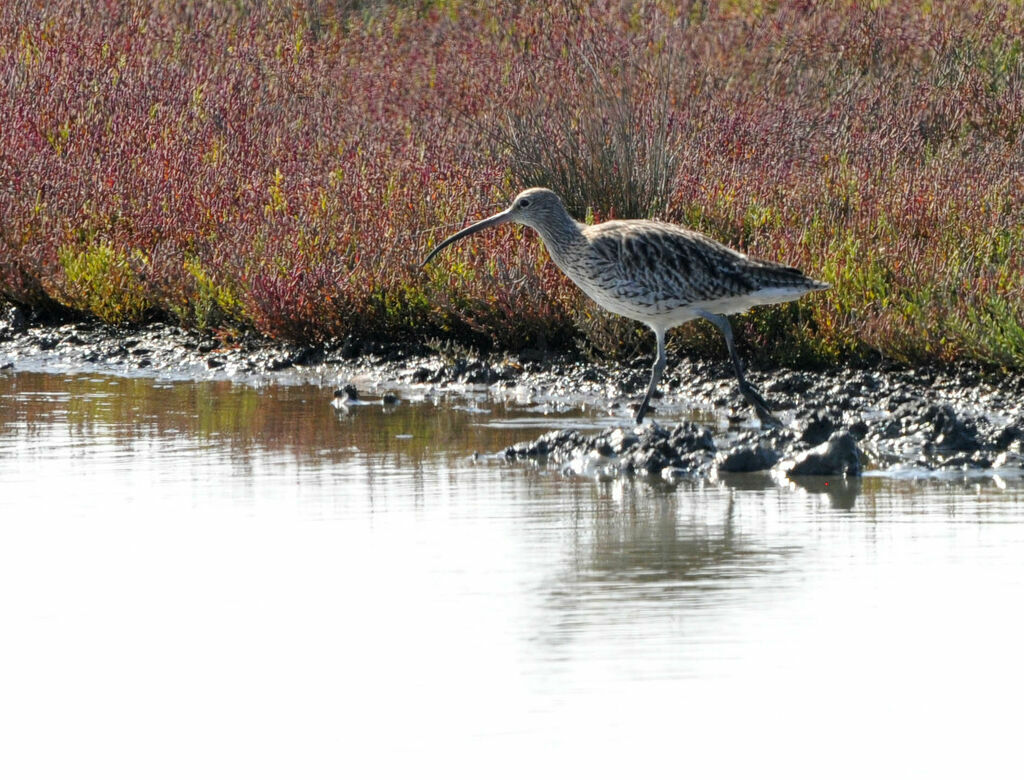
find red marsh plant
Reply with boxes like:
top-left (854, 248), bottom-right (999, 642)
top-left (1, 0), bottom-right (1022, 368)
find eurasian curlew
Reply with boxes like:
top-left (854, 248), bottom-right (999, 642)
top-left (422, 188), bottom-right (829, 426)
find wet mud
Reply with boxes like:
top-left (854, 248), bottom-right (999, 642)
top-left (3, 304), bottom-right (1023, 479)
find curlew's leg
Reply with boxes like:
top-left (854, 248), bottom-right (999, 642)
top-left (635, 326), bottom-right (666, 424)
top-left (699, 313), bottom-right (782, 428)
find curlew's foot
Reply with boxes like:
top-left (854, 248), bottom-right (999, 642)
top-left (751, 404), bottom-right (784, 429)
top-left (633, 402), bottom-right (653, 425)
top-left (738, 380), bottom-right (783, 428)
top-left (633, 389), bottom-right (664, 424)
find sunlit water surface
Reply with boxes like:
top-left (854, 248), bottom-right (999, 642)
top-left (1, 370), bottom-right (1022, 778)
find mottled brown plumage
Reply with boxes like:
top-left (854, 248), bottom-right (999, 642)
top-left (422, 188), bottom-right (829, 425)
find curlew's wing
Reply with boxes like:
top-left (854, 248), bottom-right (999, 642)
top-left (584, 220), bottom-right (821, 310)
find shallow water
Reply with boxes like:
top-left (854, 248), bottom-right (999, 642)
top-left (1, 370), bottom-right (1022, 778)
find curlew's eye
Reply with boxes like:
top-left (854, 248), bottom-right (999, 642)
top-left (518, 198), bottom-right (530, 209)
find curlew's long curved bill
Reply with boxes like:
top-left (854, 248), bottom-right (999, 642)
top-left (420, 208), bottom-right (514, 268)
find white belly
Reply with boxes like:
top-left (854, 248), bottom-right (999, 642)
top-left (587, 286), bottom-right (813, 330)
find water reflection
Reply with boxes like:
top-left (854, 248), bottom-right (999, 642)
top-left (785, 473), bottom-right (863, 509)
top-left (532, 481), bottom-right (805, 662)
top-left (3, 370), bottom-right (1022, 517)
top-left (2, 369), bottom-right (1024, 776)
top-left (577, 487), bottom-right (797, 587)
top-left (0, 370), bottom-right (526, 469)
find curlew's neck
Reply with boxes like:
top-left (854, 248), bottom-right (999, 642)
top-left (528, 207), bottom-right (588, 271)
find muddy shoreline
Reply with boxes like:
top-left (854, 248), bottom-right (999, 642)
top-left (3, 305), bottom-right (1024, 479)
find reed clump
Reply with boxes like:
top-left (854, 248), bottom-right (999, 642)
top-left (1, 1), bottom-right (1022, 367)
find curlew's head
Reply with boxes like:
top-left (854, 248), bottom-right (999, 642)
top-left (420, 188), bottom-right (569, 268)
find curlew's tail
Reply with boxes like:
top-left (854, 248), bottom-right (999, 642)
top-left (739, 257), bottom-right (830, 296)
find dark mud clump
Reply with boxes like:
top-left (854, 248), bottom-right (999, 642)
top-left (502, 421), bottom-right (865, 481)
top-left (499, 386), bottom-right (1024, 481)
top-left (0, 304), bottom-right (427, 377)
top-left (503, 422), bottom-right (720, 480)
top-left (499, 378), bottom-right (1024, 480)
